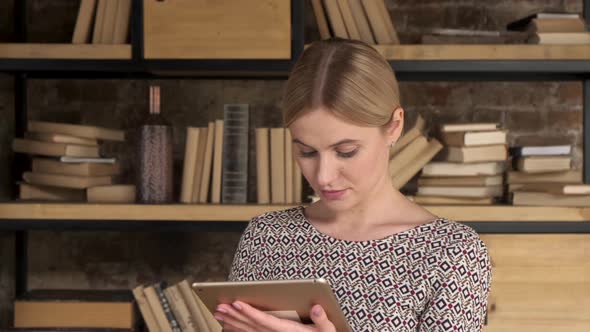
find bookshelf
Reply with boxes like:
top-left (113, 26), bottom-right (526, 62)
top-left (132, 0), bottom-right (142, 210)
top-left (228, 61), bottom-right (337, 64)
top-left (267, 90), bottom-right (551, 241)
top-left (0, 44), bottom-right (132, 59)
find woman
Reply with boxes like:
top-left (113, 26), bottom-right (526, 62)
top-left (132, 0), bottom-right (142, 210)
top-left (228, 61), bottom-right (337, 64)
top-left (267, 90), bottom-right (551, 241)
top-left (215, 39), bottom-right (492, 332)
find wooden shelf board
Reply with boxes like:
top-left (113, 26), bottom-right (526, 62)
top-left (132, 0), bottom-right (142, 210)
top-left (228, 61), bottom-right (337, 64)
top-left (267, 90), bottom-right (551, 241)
top-left (0, 203), bottom-right (589, 222)
top-left (0, 43), bottom-right (132, 59)
top-left (373, 44), bottom-right (590, 60)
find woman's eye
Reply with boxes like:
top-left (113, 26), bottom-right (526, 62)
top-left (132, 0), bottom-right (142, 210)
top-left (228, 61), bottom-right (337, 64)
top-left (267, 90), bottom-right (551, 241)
top-left (300, 150), bottom-right (317, 158)
top-left (337, 150), bottom-right (357, 158)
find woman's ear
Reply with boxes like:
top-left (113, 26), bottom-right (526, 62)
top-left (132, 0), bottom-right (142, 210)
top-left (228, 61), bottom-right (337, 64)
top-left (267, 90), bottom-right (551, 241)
top-left (386, 107), bottom-right (404, 145)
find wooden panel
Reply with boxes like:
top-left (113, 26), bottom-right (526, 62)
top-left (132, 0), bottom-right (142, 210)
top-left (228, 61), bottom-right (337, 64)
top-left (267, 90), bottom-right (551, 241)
top-left (0, 43), bottom-right (131, 59)
top-left (425, 205), bottom-right (590, 221)
top-left (481, 235), bottom-right (590, 330)
top-left (143, 0), bottom-right (291, 59)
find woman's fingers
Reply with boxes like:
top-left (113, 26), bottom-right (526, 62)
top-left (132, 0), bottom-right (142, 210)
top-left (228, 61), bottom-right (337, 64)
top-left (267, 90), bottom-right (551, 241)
top-left (309, 305), bottom-right (337, 332)
top-left (215, 303), bottom-right (256, 332)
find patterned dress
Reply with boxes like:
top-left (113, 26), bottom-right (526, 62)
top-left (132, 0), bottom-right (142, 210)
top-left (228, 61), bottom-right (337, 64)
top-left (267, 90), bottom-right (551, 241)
top-left (228, 206), bottom-right (492, 332)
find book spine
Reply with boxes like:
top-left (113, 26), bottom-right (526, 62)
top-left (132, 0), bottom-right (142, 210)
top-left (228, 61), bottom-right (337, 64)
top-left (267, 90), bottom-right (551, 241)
top-left (221, 104), bottom-right (249, 204)
top-left (154, 284), bottom-right (182, 332)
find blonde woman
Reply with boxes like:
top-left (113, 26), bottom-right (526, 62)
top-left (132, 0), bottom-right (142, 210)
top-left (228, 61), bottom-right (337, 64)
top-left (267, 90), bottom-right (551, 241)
top-left (215, 39), bottom-right (492, 332)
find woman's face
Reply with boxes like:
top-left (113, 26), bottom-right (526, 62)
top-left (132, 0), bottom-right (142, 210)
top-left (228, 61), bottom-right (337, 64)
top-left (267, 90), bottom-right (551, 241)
top-left (289, 107), bottom-right (402, 211)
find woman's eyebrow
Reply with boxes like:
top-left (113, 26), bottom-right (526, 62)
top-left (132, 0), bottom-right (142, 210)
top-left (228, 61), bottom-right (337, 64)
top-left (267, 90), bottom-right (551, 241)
top-left (292, 138), bottom-right (360, 148)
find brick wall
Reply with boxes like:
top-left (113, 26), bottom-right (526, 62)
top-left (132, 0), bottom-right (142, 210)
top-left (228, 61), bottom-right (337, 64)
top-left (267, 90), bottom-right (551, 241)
top-left (0, 0), bottom-right (584, 326)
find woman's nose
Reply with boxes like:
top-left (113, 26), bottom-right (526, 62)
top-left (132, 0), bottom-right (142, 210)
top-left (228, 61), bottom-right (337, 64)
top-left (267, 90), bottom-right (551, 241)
top-left (316, 156), bottom-right (338, 187)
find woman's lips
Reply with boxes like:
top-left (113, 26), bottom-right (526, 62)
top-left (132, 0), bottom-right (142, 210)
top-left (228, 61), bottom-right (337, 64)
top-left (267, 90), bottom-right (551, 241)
top-left (321, 189), bottom-right (348, 200)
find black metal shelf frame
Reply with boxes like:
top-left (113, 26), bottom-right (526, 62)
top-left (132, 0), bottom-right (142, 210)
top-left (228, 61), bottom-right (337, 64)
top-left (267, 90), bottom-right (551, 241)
top-left (3, 0), bottom-right (590, 296)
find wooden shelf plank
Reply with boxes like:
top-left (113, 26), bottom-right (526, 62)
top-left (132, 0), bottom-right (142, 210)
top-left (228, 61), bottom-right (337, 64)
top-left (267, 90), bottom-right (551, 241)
top-left (0, 43), bottom-right (132, 59)
top-left (373, 44), bottom-right (590, 60)
top-left (0, 203), bottom-right (589, 222)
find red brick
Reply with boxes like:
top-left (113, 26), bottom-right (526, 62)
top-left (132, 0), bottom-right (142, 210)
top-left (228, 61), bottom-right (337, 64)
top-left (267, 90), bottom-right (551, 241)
top-left (547, 110), bottom-right (583, 131)
top-left (506, 111), bottom-right (548, 133)
top-left (556, 82), bottom-right (583, 106)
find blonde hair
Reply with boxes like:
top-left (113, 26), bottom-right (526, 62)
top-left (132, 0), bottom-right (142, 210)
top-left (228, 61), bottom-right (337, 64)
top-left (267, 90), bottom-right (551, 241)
top-left (282, 38), bottom-right (400, 128)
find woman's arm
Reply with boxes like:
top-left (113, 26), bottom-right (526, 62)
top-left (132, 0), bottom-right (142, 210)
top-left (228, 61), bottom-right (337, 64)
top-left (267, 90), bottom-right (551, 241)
top-left (417, 238), bottom-right (492, 331)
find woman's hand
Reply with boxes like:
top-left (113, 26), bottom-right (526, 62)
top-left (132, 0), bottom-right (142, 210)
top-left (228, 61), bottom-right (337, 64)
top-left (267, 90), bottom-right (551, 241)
top-left (214, 301), bottom-right (337, 332)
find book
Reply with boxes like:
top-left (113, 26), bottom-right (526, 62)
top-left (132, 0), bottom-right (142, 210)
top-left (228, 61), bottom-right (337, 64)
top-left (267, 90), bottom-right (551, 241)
top-left (390, 114), bottom-right (425, 156)
top-left (270, 128), bottom-right (286, 203)
top-left (361, 0), bottom-right (392, 44)
top-left (153, 284), bottom-right (182, 332)
top-left (512, 191), bottom-right (590, 207)
top-left (418, 175), bottom-right (503, 187)
top-left (376, 0), bottom-right (399, 44)
top-left (417, 185), bottom-right (503, 198)
top-left (25, 132), bottom-right (99, 146)
top-left (441, 144), bottom-right (507, 163)
top-left (391, 138), bottom-right (443, 189)
top-left (389, 135), bottom-right (428, 177)
top-left (60, 156), bottom-right (116, 164)
top-left (72, 0), bottom-right (98, 43)
top-left (509, 183), bottom-right (590, 195)
top-left (285, 129), bottom-right (294, 203)
top-left (13, 139), bottom-right (100, 158)
top-left (529, 32), bottom-right (590, 44)
top-left (422, 161), bottom-right (506, 177)
top-left (221, 104), bottom-right (249, 204)
top-left (28, 121), bottom-right (125, 141)
top-left (132, 285), bottom-right (160, 332)
top-left (163, 285), bottom-right (197, 332)
top-left (440, 130), bottom-right (507, 147)
top-left (19, 183), bottom-right (86, 202)
top-left (14, 289), bottom-right (136, 329)
top-left (337, 0), bottom-right (361, 40)
top-left (440, 123), bottom-right (499, 133)
top-left (113, 0), bottom-right (132, 44)
top-left (87, 185), bottom-right (136, 203)
top-left (515, 156), bottom-right (572, 173)
top-left (180, 127), bottom-right (200, 203)
top-left (507, 12), bottom-right (581, 31)
top-left (510, 144), bottom-right (572, 156)
top-left (507, 170), bottom-right (582, 184)
top-left (347, 0), bottom-right (375, 44)
top-left (211, 120), bottom-right (224, 204)
top-left (143, 285), bottom-right (174, 332)
top-left (100, 0), bottom-right (117, 43)
top-left (525, 18), bottom-right (586, 33)
top-left (23, 172), bottom-right (113, 189)
top-left (413, 195), bottom-right (495, 205)
top-left (324, 0), bottom-right (348, 38)
top-left (92, 0), bottom-right (107, 44)
top-left (191, 127), bottom-right (208, 203)
top-left (177, 280), bottom-right (210, 332)
top-left (197, 122), bottom-right (215, 203)
top-left (256, 128), bottom-right (270, 204)
top-left (310, 0), bottom-right (331, 39)
top-left (32, 158), bottom-right (120, 177)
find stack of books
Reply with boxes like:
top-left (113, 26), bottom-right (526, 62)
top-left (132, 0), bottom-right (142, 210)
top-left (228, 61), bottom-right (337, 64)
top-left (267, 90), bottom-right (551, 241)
top-left (508, 140), bottom-right (588, 206)
top-left (310, 0), bottom-right (400, 44)
top-left (72, 0), bottom-right (132, 44)
top-left (507, 12), bottom-right (589, 44)
top-left (415, 123), bottom-right (508, 205)
top-left (133, 279), bottom-right (221, 332)
top-left (12, 121), bottom-right (134, 203)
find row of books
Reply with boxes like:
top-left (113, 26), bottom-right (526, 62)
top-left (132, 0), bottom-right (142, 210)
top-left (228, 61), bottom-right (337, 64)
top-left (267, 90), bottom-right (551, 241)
top-left (180, 104), bottom-right (303, 205)
top-left (310, 0), bottom-right (399, 44)
top-left (12, 121), bottom-right (134, 203)
top-left (72, 0), bottom-right (131, 44)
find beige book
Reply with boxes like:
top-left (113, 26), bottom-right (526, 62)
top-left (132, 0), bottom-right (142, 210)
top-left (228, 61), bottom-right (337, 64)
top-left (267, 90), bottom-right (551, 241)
top-left (177, 280), bottom-right (210, 332)
top-left (113, 0), bottom-right (132, 44)
top-left (516, 156), bottom-right (571, 173)
top-left (337, 0), bottom-right (361, 40)
top-left (13, 139), bottom-right (100, 158)
top-left (100, 0), bottom-right (117, 43)
top-left (143, 285), bottom-right (174, 332)
top-left (294, 157), bottom-right (303, 204)
top-left (418, 175), bottom-right (503, 187)
top-left (391, 138), bottom-right (443, 189)
top-left (361, 0), bottom-right (392, 44)
top-left (23, 172), bottom-right (112, 189)
top-left (32, 158), bottom-right (120, 177)
top-left (132, 285), bottom-right (160, 332)
top-left (92, 0), bottom-right (107, 44)
top-left (512, 191), bottom-right (590, 207)
top-left (422, 161), bottom-right (506, 177)
top-left (193, 293), bottom-right (222, 332)
top-left (527, 18), bottom-right (586, 33)
top-left (180, 127), bottom-right (200, 203)
top-left (191, 127), bottom-right (208, 203)
top-left (311, 0), bottom-right (331, 39)
top-left (347, 0), bottom-right (375, 44)
top-left (87, 185), bottom-right (135, 203)
top-left (390, 114), bottom-right (425, 156)
top-left (270, 128), bottom-right (286, 204)
top-left (509, 183), bottom-right (590, 195)
top-left (25, 132), bottom-right (98, 146)
top-left (376, 0), bottom-right (400, 44)
top-left (413, 195), bottom-right (494, 205)
top-left (164, 285), bottom-right (197, 332)
top-left (418, 185), bottom-right (503, 198)
top-left (440, 130), bottom-right (507, 147)
top-left (198, 122), bottom-right (215, 203)
top-left (72, 0), bottom-right (98, 43)
top-left (211, 120), bottom-right (224, 204)
top-left (19, 183), bottom-right (86, 202)
top-left (28, 121), bottom-right (125, 141)
top-left (442, 144), bottom-right (507, 163)
top-left (529, 32), bottom-right (590, 44)
top-left (324, 0), bottom-right (348, 38)
top-left (440, 123), bottom-right (499, 133)
top-left (285, 130), bottom-right (294, 203)
top-left (507, 170), bottom-right (582, 184)
top-left (389, 135), bottom-right (428, 177)
top-left (256, 128), bottom-right (271, 204)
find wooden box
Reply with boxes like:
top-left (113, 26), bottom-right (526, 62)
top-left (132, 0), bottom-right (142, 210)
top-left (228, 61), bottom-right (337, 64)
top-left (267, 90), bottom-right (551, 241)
top-left (143, 0), bottom-right (291, 59)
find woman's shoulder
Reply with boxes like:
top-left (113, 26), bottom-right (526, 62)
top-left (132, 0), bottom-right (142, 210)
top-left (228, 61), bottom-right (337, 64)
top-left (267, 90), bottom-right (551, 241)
top-left (419, 217), bottom-right (487, 254)
top-left (247, 206), bottom-right (306, 231)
